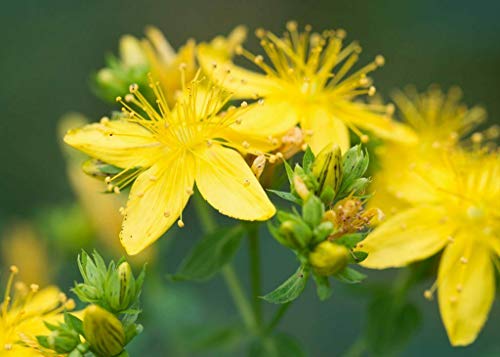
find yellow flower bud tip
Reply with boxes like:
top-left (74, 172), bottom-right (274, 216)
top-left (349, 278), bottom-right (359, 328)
top-left (83, 305), bottom-right (125, 357)
top-left (293, 175), bottom-right (310, 200)
top-left (309, 241), bottom-right (350, 276)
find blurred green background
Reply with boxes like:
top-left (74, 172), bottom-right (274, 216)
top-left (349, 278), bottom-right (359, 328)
top-left (0, 0), bottom-right (499, 356)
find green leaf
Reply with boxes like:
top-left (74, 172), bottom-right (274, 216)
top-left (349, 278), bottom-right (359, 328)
top-left (283, 160), bottom-right (294, 185)
top-left (267, 189), bottom-right (302, 205)
top-left (334, 267), bottom-right (366, 284)
top-left (262, 266), bottom-right (309, 304)
top-left (302, 146), bottom-right (315, 172)
top-left (313, 274), bottom-right (333, 301)
top-left (64, 313), bottom-right (84, 336)
top-left (365, 293), bottom-right (422, 355)
top-left (302, 195), bottom-right (324, 228)
top-left (335, 232), bottom-right (367, 249)
top-left (349, 251), bottom-right (368, 263)
top-left (249, 332), bottom-right (306, 357)
top-left (171, 226), bottom-right (244, 281)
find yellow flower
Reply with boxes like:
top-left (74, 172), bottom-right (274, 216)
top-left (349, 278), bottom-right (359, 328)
top-left (198, 21), bottom-right (416, 154)
top-left (369, 86), bottom-right (487, 216)
top-left (97, 25), bottom-right (247, 106)
top-left (359, 149), bottom-right (500, 346)
top-left (64, 76), bottom-right (276, 255)
top-left (0, 266), bottom-right (74, 355)
top-left (144, 25), bottom-right (246, 107)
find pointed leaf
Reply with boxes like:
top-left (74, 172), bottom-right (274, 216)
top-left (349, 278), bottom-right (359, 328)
top-left (262, 266), bottom-right (309, 304)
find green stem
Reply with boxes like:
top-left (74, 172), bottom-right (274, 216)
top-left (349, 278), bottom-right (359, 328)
top-left (193, 191), bottom-right (257, 332)
top-left (222, 265), bottom-right (258, 332)
top-left (342, 337), bottom-right (366, 357)
top-left (265, 302), bottom-right (292, 334)
top-left (247, 223), bottom-right (262, 326)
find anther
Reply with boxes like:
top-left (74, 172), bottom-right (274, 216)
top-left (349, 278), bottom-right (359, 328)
top-left (129, 83), bottom-right (139, 93)
top-left (258, 99), bottom-right (264, 105)
top-left (149, 175), bottom-right (157, 181)
top-left (375, 55), bottom-right (385, 66)
top-left (240, 101), bottom-right (248, 108)
top-left (179, 62), bottom-right (187, 71)
top-left (368, 86), bottom-right (376, 96)
top-left (424, 290), bottom-right (433, 300)
top-left (10, 265), bottom-right (19, 274)
top-left (286, 20), bottom-right (298, 32)
top-left (456, 284), bottom-right (463, 292)
top-left (255, 28), bottom-right (266, 38)
top-left (113, 186), bottom-right (121, 194)
top-left (386, 104), bottom-right (395, 116)
top-left (360, 134), bottom-right (369, 143)
top-left (242, 141), bottom-right (250, 149)
top-left (107, 184), bottom-right (113, 192)
top-left (235, 45), bottom-right (243, 55)
top-left (105, 176), bottom-right (111, 184)
top-left (30, 284), bottom-right (39, 292)
top-left (305, 24), bottom-right (312, 32)
top-left (115, 96), bottom-right (122, 102)
top-left (254, 55), bottom-right (264, 64)
top-left (335, 28), bottom-right (347, 39)
top-left (100, 116), bottom-right (110, 124)
top-left (186, 188), bottom-right (194, 196)
top-left (177, 220), bottom-right (185, 228)
top-left (125, 94), bottom-right (134, 102)
top-left (459, 256), bottom-right (468, 264)
top-left (471, 132), bottom-right (483, 143)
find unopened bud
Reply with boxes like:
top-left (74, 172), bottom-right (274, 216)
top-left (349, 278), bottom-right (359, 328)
top-left (309, 241), bottom-right (350, 276)
top-left (311, 143), bottom-right (342, 203)
top-left (83, 305), bottom-right (125, 357)
top-left (293, 175), bottom-right (310, 200)
top-left (279, 219), bottom-right (313, 249)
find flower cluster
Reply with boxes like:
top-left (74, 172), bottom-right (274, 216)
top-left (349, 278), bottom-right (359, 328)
top-left (62, 21), bottom-right (499, 349)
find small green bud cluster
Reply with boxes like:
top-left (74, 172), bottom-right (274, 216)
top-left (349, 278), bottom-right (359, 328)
top-left (73, 251), bottom-right (145, 314)
top-left (268, 145), bottom-right (372, 301)
top-left (37, 251), bottom-right (145, 357)
top-left (93, 36), bottom-right (150, 103)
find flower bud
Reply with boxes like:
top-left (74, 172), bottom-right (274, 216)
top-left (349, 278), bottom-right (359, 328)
top-left (83, 305), bottom-right (125, 357)
top-left (309, 241), bottom-right (350, 276)
top-left (302, 195), bottom-right (324, 228)
top-left (279, 219), bottom-right (313, 249)
top-left (116, 262), bottom-right (135, 310)
top-left (293, 174), bottom-right (310, 200)
top-left (311, 143), bottom-right (342, 200)
top-left (46, 329), bottom-right (80, 354)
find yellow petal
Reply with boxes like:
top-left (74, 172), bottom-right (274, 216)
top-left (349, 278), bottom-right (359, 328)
top-left (219, 127), bottom-right (279, 153)
top-left (229, 100), bottom-right (298, 138)
top-left (197, 43), bottom-right (279, 99)
top-left (120, 153), bottom-right (195, 255)
top-left (333, 100), bottom-right (418, 144)
top-left (195, 144), bottom-right (275, 220)
top-left (438, 237), bottom-right (495, 346)
top-left (301, 106), bottom-right (350, 154)
top-left (64, 119), bottom-right (160, 169)
top-left (360, 205), bottom-right (452, 269)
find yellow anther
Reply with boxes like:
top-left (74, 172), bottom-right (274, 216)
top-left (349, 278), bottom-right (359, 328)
top-left (129, 83), bottom-right (139, 93)
top-left (360, 134), bottom-right (369, 143)
top-left (113, 186), bottom-right (121, 194)
top-left (177, 220), bottom-right (185, 228)
top-left (424, 290), bottom-right (433, 300)
top-left (375, 55), bottom-right (385, 66)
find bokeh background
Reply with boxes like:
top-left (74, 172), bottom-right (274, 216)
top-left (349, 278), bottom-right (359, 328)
top-left (1, 0), bottom-right (499, 355)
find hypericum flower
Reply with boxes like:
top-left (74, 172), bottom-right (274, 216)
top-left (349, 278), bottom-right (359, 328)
top-left (369, 86), bottom-right (489, 215)
top-left (198, 21), bottom-right (416, 154)
top-left (64, 76), bottom-right (276, 255)
top-left (95, 25), bottom-right (247, 105)
top-left (359, 149), bottom-right (500, 346)
top-left (0, 266), bottom-right (74, 355)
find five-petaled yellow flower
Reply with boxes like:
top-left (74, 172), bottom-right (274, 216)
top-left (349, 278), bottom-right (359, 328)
top-left (64, 76), bottom-right (276, 255)
top-left (1, 266), bottom-right (74, 355)
top-left (198, 21), bottom-right (416, 154)
top-left (368, 86), bottom-right (488, 216)
top-left (360, 149), bottom-right (499, 346)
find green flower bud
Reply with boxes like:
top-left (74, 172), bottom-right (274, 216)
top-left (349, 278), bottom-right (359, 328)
top-left (83, 305), bottom-right (125, 357)
top-left (117, 262), bottom-right (135, 310)
top-left (302, 195), bottom-right (324, 228)
top-left (293, 174), bottom-right (310, 200)
top-left (280, 219), bottom-right (313, 249)
top-left (46, 329), bottom-right (80, 354)
top-left (309, 241), bottom-right (350, 276)
top-left (312, 221), bottom-right (335, 244)
top-left (312, 143), bottom-right (342, 201)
